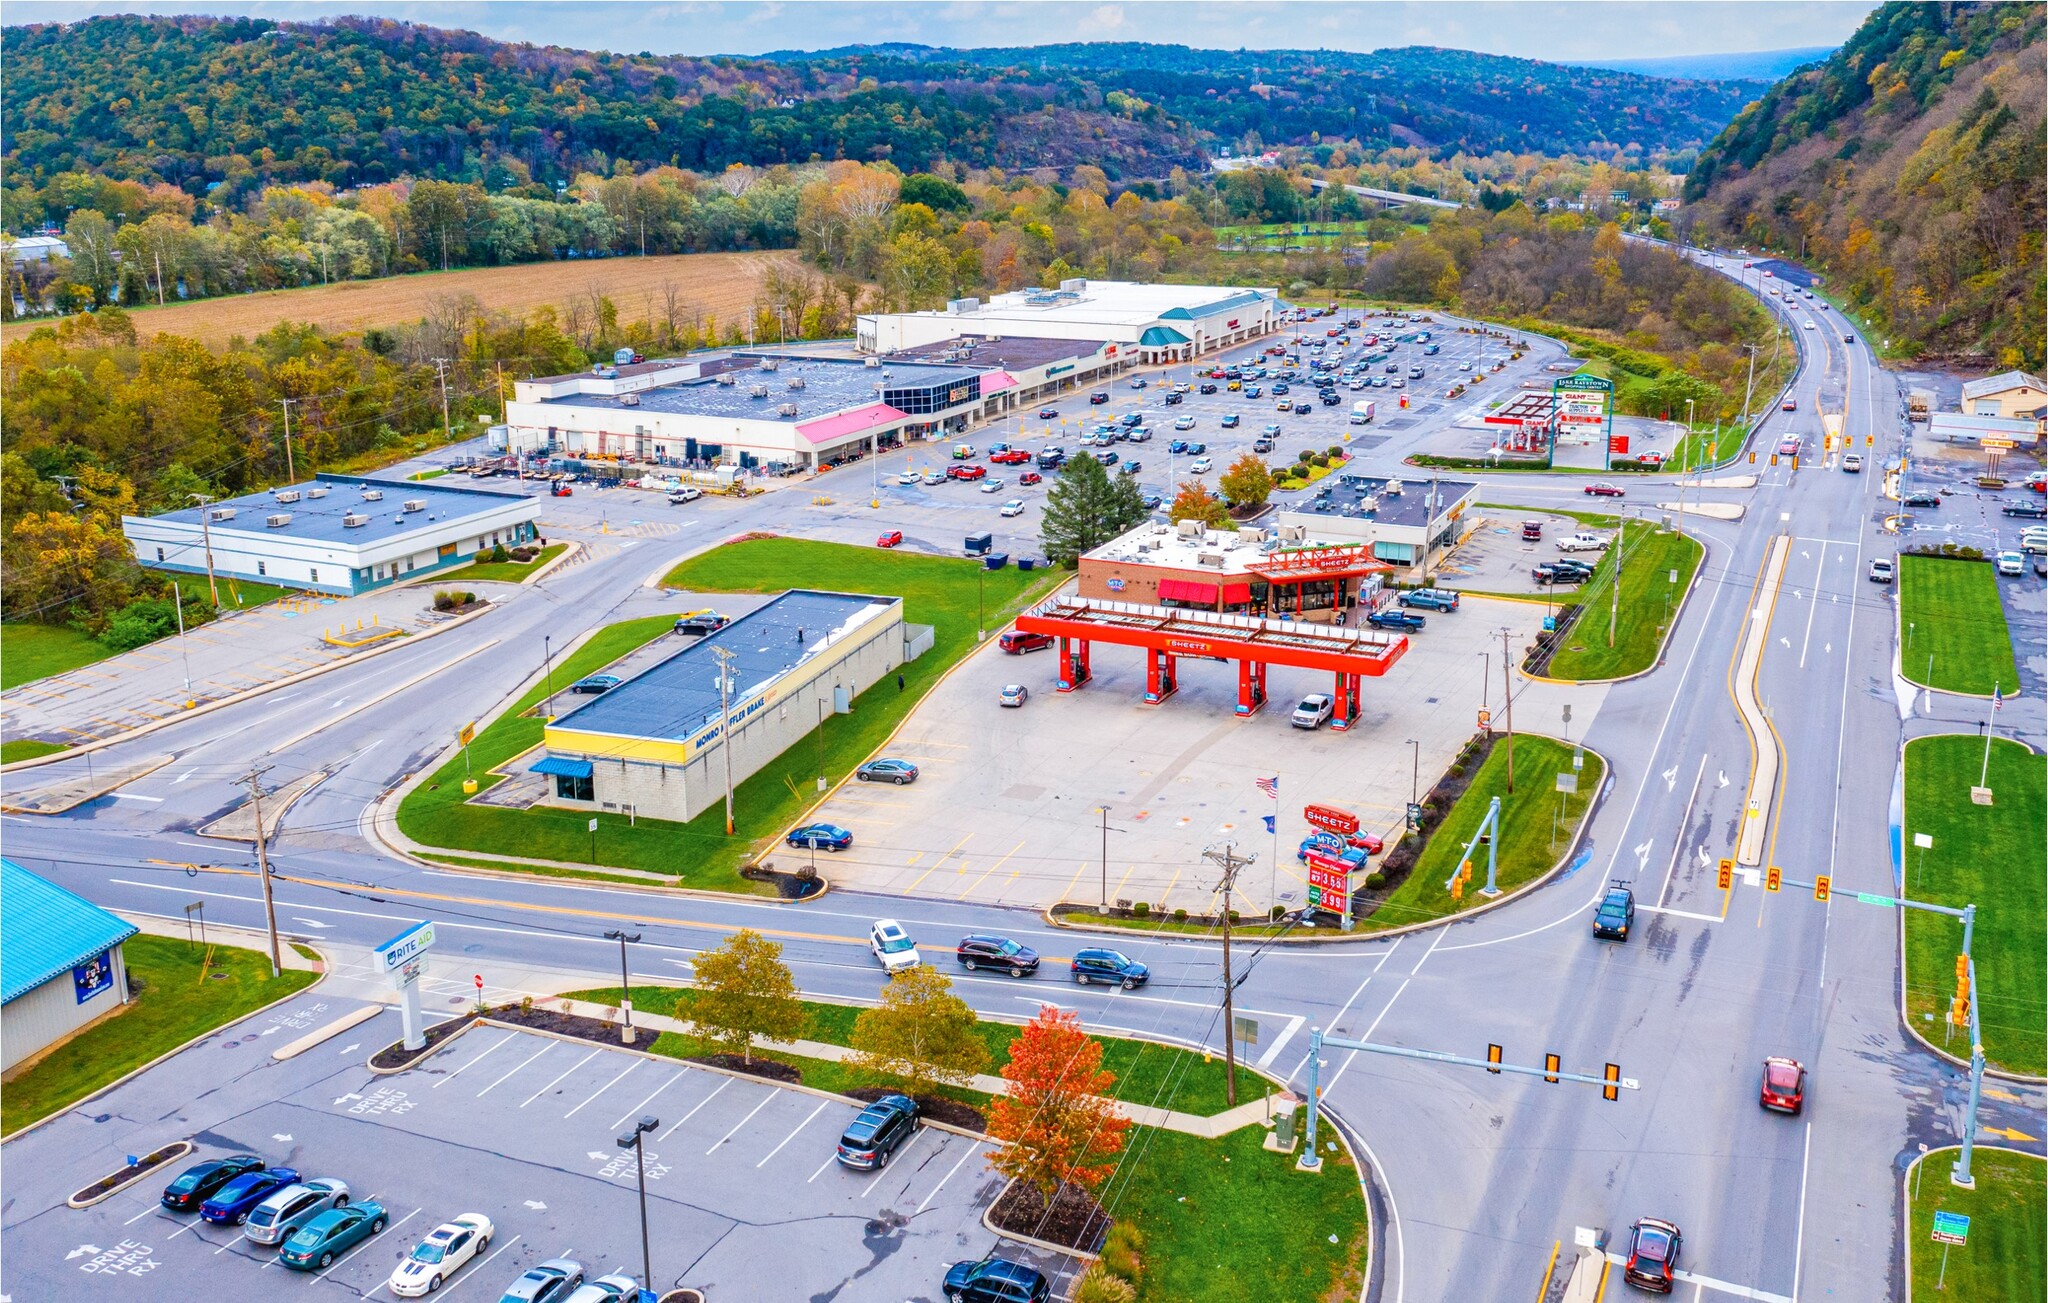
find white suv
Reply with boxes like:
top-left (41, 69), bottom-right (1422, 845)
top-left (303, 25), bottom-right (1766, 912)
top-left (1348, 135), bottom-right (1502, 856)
top-left (1291, 694), bottom-right (1334, 730)
top-left (869, 920), bottom-right (922, 972)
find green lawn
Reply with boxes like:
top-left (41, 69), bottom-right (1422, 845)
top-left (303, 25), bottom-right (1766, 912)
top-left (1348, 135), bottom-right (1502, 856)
top-left (2, 622), bottom-right (113, 690)
top-left (567, 983), bottom-right (1245, 1117)
top-left (1, 936), bottom-right (320, 1136)
top-left (0, 739), bottom-right (70, 765)
top-left (1543, 523), bottom-right (1704, 680)
top-left (1899, 557), bottom-right (2020, 696)
top-left (440, 543), bottom-right (568, 584)
top-left (1364, 735), bottom-right (1603, 932)
top-left (1053, 910), bottom-right (1296, 940)
top-left (398, 538), bottom-right (1059, 892)
top-left (1908, 1147), bottom-right (2044, 1301)
top-left (1902, 735), bottom-right (2046, 1076)
top-left (1478, 502), bottom-right (1622, 531)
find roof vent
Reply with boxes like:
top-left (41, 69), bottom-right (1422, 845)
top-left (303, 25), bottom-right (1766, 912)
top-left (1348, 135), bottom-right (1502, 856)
top-left (865, 356), bottom-right (881, 368)
top-left (208, 507), bottom-right (236, 522)
top-left (307, 486), bottom-right (329, 499)
top-left (401, 498), bottom-right (425, 512)
top-left (717, 373), bottom-right (738, 386)
top-left (1382, 479), bottom-right (1404, 495)
top-left (273, 489), bottom-right (302, 504)
top-left (749, 385), bottom-right (770, 399)
top-left (361, 489), bottom-right (385, 501)
top-left (759, 359), bottom-right (780, 372)
top-left (265, 512), bottom-right (293, 528)
top-left (777, 403), bottom-right (799, 417)
top-left (620, 393), bottom-right (641, 407)
top-left (342, 512), bottom-right (369, 528)
top-left (786, 377), bottom-right (805, 390)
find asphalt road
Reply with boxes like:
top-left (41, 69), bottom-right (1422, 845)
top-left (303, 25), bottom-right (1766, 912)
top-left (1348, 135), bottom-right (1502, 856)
top-left (5, 274), bottom-right (2044, 1303)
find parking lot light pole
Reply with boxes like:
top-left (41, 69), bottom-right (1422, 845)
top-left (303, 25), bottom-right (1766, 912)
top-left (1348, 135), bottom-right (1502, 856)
top-left (617, 1115), bottom-right (659, 1297)
top-left (604, 930), bottom-right (642, 1044)
top-left (1406, 739), bottom-right (1419, 806)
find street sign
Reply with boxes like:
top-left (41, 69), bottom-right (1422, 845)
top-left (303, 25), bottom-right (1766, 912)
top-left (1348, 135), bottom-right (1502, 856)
top-left (1913, 833), bottom-right (1934, 849)
top-left (1555, 772), bottom-right (1577, 793)
top-left (1303, 804), bottom-right (1360, 835)
top-left (1233, 1016), bottom-right (1259, 1045)
top-left (1931, 1211), bottom-right (1969, 1245)
top-left (459, 721), bottom-right (476, 747)
top-left (1572, 747), bottom-right (1584, 771)
top-left (588, 818), bottom-right (600, 833)
top-left (1855, 891), bottom-right (1897, 907)
top-left (1477, 707), bottom-right (1491, 730)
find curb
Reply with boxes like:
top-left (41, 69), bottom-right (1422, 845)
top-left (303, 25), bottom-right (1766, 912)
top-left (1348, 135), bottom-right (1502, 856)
top-left (67, 1140), bottom-right (194, 1209)
top-left (273, 1003), bottom-right (386, 1062)
top-left (1517, 527), bottom-right (1712, 687)
top-left (0, 600), bottom-right (497, 775)
top-left (1900, 1145), bottom-right (2046, 1303)
top-left (980, 1176), bottom-right (1102, 1261)
top-left (522, 540), bottom-right (584, 585)
top-left (367, 1014), bottom-right (479, 1076)
top-left (1, 938), bottom-right (332, 1145)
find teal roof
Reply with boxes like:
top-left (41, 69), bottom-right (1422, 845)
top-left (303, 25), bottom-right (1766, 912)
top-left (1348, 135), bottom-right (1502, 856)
top-left (2, 860), bottom-right (137, 1003)
top-left (1138, 327), bottom-right (1191, 347)
top-left (1160, 291), bottom-right (1268, 322)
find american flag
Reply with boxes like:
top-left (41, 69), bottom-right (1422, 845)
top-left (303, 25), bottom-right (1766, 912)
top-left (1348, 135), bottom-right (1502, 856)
top-left (1255, 775), bottom-right (1279, 799)
top-left (1993, 684), bottom-right (2004, 711)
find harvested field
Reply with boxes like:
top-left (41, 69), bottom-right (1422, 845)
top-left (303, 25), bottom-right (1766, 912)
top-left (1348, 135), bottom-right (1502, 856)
top-left (6, 250), bottom-right (800, 349)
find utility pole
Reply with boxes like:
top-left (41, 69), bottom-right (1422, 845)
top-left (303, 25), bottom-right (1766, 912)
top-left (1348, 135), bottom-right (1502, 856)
top-left (189, 493), bottom-right (221, 607)
top-left (432, 358), bottom-right (453, 441)
top-left (1609, 518), bottom-right (1624, 649)
top-left (1499, 628), bottom-right (1516, 793)
top-left (245, 770), bottom-right (282, 976)
top-left (278, 397), bottom-right (298, 481)
top-left (713, 646), bottom-right (738, 835)
top-left (1739, 343), bottom-right (1761, 435)
top-left (1201, 841), bottom-right (1257, 1108)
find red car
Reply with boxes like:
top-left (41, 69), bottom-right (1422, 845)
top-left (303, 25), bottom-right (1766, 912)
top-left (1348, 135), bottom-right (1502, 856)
top-left (1781, 398), bottom-right (1797, 412)
top-left (999, 631), bottom-right (1054, 654)
top-left (1089, 393), bottom-right (1109, 405)
top-left (991, 450), bottom-right (1031, 465)
top-left (1018, 471), bottom-right (1043, 486)
top-left (1343, 831), bottom-right (1386, 855)
top-left (1584, 483), bottom-right (1626, 497)
top-left (948, 464), bottom-right (987, 481)
top-left (1623, 1218), bottom-right (1682, 1293)
top-left (876, 530), bottom-right (903, 549)
top-left (1759, 1056), bottom-right (1805, 1113)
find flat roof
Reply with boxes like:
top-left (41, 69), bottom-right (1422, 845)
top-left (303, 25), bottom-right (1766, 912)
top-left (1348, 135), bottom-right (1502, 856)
top-left (886, 281), bottom-right (1277, 330)
top-left (551, 590), bottom-right (899, 744)
top-left (1085, 522), bottom-right (1358, 576)
top-left (1290, 473), bottom-right (1479, 530)
top-left (2, 859), bottom-right (138, 1003)
top-left (885, 336), bottom-right (1108, 372)
top-left (529, 353), bottom-right (987, 424)
top-left (136, 473), bottom-right (536, 545)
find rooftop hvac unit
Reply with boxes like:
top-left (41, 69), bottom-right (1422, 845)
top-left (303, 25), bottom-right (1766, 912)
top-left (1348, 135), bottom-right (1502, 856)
top-left (401, 498), bottom-right (425, 512)
top-left (265, 512), bottom-right (293, 528)
top-left (1278, 525), bottom-right (1307, 542)
top-left (984, 336), bottom-right (1001, 344)
top-left (760, 360), bottom-right (779, 371)
top-left (208, 507), bottom-right (236, 522)
top-left (361, 488), bottom-right (385, 501)
top-left (1237, 527), bottom-right (1267, 545)
top-left (1176, 518), bottom-right (1204, 539)
top-left (717, 373), bottom-right (739, 386)
top-left (342, 512), bottom-right (369, 528)
top-left (307, 486), bottom-right (329, 499)
top-left (1197, 552), bottom-right (1225, 568)
top-left (1382, 479), bottom-right (1404, 496)
top-left (273, 489), bottom-right (302, 504)
top-left (1360, 496), bottom-right (1380, 514)
top-left (749, 386), bottom-right (770, 399)
top-left (1060, 278), bottom-right (1087, 292)
top-left (777, 403), bottom-right (799, 417)
top-left (620, 393), bottom-right (641, 406)
top-left (786, 377), bottom-right (805, 390)
top-left (865, 356), bottom-right (881, 368)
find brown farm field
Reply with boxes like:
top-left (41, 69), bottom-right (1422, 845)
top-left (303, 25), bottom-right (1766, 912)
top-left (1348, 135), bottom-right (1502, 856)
top-left (4, 250), bottom-right (800, 348)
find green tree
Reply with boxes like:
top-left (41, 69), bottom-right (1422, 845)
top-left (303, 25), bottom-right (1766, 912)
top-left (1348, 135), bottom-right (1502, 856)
top-left (1217, 452), bottom-right (1275, 509)
top-left (899, 173), bottom-right (970, 213)
top-left (1041, 452), bottom-right (1148, 568)
top-left (848, 965), bottom-right (990, 1096)
top-left (61, 208), bottom-right (117, 304)
top-left (688, 929), bottom-right (805, 1066)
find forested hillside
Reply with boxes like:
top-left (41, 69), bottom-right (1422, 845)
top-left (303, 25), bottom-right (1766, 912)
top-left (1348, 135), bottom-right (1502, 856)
top-left (1684, 2), bottom-right (2045, 368)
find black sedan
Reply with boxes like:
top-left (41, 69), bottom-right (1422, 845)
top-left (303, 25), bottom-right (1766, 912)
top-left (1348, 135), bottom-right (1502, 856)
top-left (956, 934), bottom-right (1040, 976)
top-left (1902, 491), bottom-right (1943, 508)
top-left (2002, 500), bottom-right (2047, 518)
top-left (1366, 609), bottom-right (1426, 631)
top-left (162, 1155), bottom-right (267, 1212)
top-left (673, 612), bottom-right (730, 635)
top-left (570, 674), bottom-right (623, 694)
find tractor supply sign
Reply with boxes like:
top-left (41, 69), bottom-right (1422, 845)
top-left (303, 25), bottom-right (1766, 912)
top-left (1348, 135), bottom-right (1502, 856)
top-left (1303, 804), bottom-right (1360, 835)
top-left (1305, 851), bottom-right (1351, 914)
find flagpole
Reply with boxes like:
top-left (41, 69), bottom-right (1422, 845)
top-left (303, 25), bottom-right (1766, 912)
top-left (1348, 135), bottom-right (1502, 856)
top-left (1980, 686), bottom-right (1999, 788)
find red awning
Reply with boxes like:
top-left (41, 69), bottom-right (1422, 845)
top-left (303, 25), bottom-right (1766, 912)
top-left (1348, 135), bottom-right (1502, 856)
top-left (1220, 582), bottom-right (1253, 604)
top-left (1157, 578), bottom-right (1220, 604)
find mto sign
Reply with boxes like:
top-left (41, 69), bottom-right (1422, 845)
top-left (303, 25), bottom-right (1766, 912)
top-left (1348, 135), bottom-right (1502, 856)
top-left (1302, 804), bottom-right (1360, 835)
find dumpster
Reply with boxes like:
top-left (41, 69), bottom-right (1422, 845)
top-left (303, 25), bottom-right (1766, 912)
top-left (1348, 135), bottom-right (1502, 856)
top-left (984, 554), bottom-right (1009, 571)
top-left (1017, 558), bottom-right (1036, 572)
top-left (965, 532), bottom-right (993, 556)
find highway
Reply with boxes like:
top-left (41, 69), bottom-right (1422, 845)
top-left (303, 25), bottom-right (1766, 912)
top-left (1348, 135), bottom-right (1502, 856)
top-left (4, 257), bottom-right (2042, 1303)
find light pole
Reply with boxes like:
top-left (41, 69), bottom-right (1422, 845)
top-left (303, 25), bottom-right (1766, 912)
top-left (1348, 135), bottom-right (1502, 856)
top-left (603, 930), bottom-right (642, 1044)
top-left (1406, 738), bottom-right (1419, 805)
top-left (542, 635), bottom-right (555, 714)
top-left (616, 1115), bottom-right (659, 1296)
top-left (713, 646), bottom-right (738, 834)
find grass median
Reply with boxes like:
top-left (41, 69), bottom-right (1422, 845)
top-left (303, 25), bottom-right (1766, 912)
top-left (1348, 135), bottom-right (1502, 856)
top-left (397, 538), bottom-right (1060, 892)
top-left (1902, 735), bottom-right (2046, 1076)
top-left (1899, 556), bottom-right (2020, 696)
top-left (1, 936), bottom-right (319, 1136)
top-left (1542, 522), bottom-right (1703, 681)
top-left (1908, 1147), bottom-right (2044, 1300)
top-left (440, 543), bottom-right (568, 584)
top-left (1363, 734), bottom-right (1602, 932)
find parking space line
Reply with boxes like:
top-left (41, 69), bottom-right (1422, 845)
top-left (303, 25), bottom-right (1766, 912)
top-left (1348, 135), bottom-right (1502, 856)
top-left (432, 1029), bottom-right (519, 1088)
top-left (915, 1138), bottom-right (985, 1213)
top-left (562, 1060), bottom-right (640, 1118)
top-left (319, 1206), bottom-right (417, 1279)
top-left (905, 832), bottom-right (974, 893)
top-left (608, 1068), bottom-right (685, 1132)
top-left (657, 1077), bottom-right (729, 1141)
top-left (123, 1202), bottom-right (163, 1225)
top-left (436, 1232), bottom-right (522, 1298)
top-left (807, 1151), bottom-right (841, 1183)
top-left (475, 1040), bottom-right (555, 1097)
top-left (756, 1100), bottom-right (831, 1167)
top-left (521, 1048), bottom-right (601, 1107)
top-left (956, 839), bottom-right (1026, 900)
top-left (861, 1130), bottom-right (925, 1198)
top-left (706, 1092), bottom-right (776, 1155)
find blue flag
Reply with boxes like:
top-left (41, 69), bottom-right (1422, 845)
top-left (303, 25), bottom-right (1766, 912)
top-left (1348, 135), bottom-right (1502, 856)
top-left (1262, 814), bottom-right (1276, 833)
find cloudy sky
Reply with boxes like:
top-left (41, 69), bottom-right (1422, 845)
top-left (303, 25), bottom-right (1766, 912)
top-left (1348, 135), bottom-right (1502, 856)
top-left (9, 1), bottom-right (1877, 60)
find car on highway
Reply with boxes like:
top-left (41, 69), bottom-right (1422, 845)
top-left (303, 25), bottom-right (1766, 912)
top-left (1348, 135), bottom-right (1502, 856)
top-left (1867, 558), bottom-right (1895, 584)
top-left (876, 529), bottom-right (904, 548)
top-left (1398, 588), bottom-right (1460, 612)
top-left (1367, 609), bottom-right (1426, 631)
top-left (1622, 1217), bottom-right (1682, 1293)
top-left (1583, 482), bottom-right (1626, 497)
top-left (855, 758), bottom-right (920, 785)
top-left (999, 683), bottom-right (1029, 707)
top-left (897, 470), bottom-right (921, 485)
top-left (1781, 398), bottom-right (1797, 412)
top-left (869, 919), bottom-right (922, 972)
top-left (1000, 499), bottom-right (1027, 517)
top-left (1776, 436), bottom-right (1801, 456)
top-left (1071, 948), bottom-right (1149, 989)
top-left (1592, 882), bottom-right (1635, 941)
top-left (787, 823), bottom-right (853, 852)
top-left (1842, 454), bottom-right (1863, 473)
top-left (499, 1258), bottom-right (586, 1303)
top-left (2002, 499), bottom-right (2048, 518)
top-left (673, 611), bottom-right (729, 635)
top-left (1290, 693), bottom-right (1334, 729)
top-left (956, 934), bottom-right (1040, 976)
top-left (1803, 320), bottom-right (1816, 330)
top-left (245, 1178), bottom-right (351, 1247)
top-left (1759, 1057), bottom-right (1807, 1114)
top-left (564, 1275), bottom-right (642, 1303)
top-left (389, 1213), bottom-right (494, 1297)
top-left (1902, 490), bottom-right (1942, 508)
top-left (278, 1201), bottom-right (388, 1271)
top-left (1221, 413), bottom-right (1241, 428)
top-left (1036, 407), bottom-right (1060, 419)
top-left (836, 1094), bottom-right (920, 1170)
top-left (162, 1154), bottom-right (268, 1213)
top-left (943, 1256), bottom-right (1052, 1303)
top-left (1191, 457), bottom-right (1214, 474)
top-left (201, 1166), bottom-right (301, 1225)
top-left (1996, 550), bottom-right (2024, 576)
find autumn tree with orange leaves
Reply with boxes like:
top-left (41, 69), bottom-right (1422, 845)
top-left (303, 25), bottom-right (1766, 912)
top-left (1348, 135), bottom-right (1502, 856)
top-left (986, 1007), bottom-right (1132, 1199)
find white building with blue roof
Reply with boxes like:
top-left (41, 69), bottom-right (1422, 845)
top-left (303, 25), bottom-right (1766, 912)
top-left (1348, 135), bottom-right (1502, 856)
top-left (122, 473), bottom-right (544, 598)
top-left (2, 860), bottom-right (139, 1072)
top-left (858, 278), bottom-right (1281, 363)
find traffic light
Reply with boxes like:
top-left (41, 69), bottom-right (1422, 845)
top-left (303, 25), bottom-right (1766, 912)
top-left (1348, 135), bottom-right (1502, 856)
top-left (1603, 1062), bottom-right (1621, 1102)
top-left (1543, 1052), bottom-right (1561, 1084)
top-left (1717, 858), bottom-right (1734, 891)
top-left (1813, 874), bottom-right (1831, 902)
top-left (1487, 1043), bottom-right (1503, 1075)
top-left (1950, 996), bottom-right (1972, 1028)
top-left (1769, 454), bottom-right (1780, 466)
top-left (1748, 451), bottom-right (1758, 464)
top-left (1765, 865), bottom-right (1783, 893)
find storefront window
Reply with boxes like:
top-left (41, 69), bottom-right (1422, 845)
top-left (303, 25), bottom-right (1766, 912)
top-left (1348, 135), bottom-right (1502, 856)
top-left (555, 773), bottom-right (594, 801)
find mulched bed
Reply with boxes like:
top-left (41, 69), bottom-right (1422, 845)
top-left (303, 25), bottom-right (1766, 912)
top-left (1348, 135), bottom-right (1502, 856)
top-left (1522, 602), bottom-right (1586, 676)
top-left (658, 1292), bottom-right (705, 1303)
top-left (739, 860), bottom-right (826, 899)
top-left (989, 1179), bottom-right (1112, 1254)
top-left (370, 1013), bottom-right (475, 1070)
top-left (691, 1053), bottom-right (801, 1084)
top-left (487, 1002), bottom-right (621, 1041)
top-left (846, 1085), bottom-right (986, 1133)
top-left (1356, 730), bottom-right (1500, 921)
top-left (71, 1140), bottom-right (191, 1205)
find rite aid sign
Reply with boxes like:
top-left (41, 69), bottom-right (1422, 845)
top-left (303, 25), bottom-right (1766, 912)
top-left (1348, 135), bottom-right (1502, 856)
top-left (376, 920), bottom-right (437, 974)
top-left (1303, 803), bottom-right (1360, 835)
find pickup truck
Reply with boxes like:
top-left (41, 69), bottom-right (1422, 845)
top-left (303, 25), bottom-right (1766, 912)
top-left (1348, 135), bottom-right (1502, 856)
top-left (1557, 532), bottom-right (1611, 553)
top-left (1367, 609), bottom-right (1426, 632)
top-left (1398, 588), bottom-right (1461, 612)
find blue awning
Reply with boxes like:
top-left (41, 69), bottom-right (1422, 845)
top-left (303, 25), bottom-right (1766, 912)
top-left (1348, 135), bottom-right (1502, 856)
top-left (529, 756), bottom-right (594, 779)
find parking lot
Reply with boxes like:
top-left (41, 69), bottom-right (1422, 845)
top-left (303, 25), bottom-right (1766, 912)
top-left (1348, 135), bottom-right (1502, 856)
top-left (1434, 509), bottom-right (1619, 597)
top-left (804, 584), bottom-right (1601, 915)
top-left (25, 1027), bottom-right (1072, 1301)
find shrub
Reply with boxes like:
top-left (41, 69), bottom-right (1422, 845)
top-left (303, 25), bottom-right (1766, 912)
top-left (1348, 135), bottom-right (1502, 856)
top-left (1364, 872), bottom-right (1388, 890)
top-left (1270, 904), bottom-right (1286, 921)
top-left (1227, 909), bottom-right (1240, 924)
top-left (1310, 453), bottom-right (1331, 468)
top-left (1099, 1222), bottom-right (1146, 1285)
top-left (458, 591), bottom-right (477, 606)
top-left (490, 542), bottom-right (511, 563)
top-left (1297, 449), bottom-right (1315, 463)
top-left (1171, 908), bottom-right (1188, 923)
top-left (1132, 901), bottom-right (1150, 919)
top-left (432, 590), bottom-right (455, 611)
top-left (1326, 444), bottom-right (1345, 458)
top-left (1071, 1263), bottom-right (1137, 1303)
top-left (98, 596), bottom-right (180, 651)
